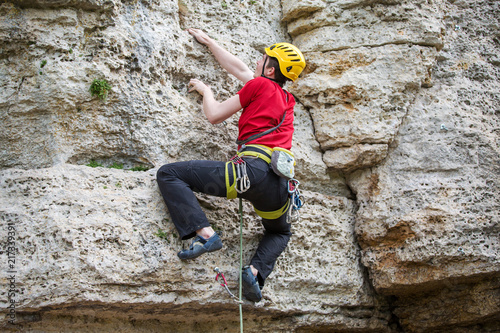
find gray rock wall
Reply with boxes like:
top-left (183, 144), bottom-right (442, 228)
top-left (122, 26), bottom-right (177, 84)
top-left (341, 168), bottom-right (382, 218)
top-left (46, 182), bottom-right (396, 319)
top-left (0, 0), bottom-right (498, 332)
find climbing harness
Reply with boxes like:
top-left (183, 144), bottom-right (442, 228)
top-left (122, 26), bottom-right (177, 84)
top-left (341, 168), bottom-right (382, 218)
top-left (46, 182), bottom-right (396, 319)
top-left (225, 144), bottom-right (304, 221)
top-left (214, 267), bottom-right (243, 303)
top-left (225, 144), bottom-right (304, 220)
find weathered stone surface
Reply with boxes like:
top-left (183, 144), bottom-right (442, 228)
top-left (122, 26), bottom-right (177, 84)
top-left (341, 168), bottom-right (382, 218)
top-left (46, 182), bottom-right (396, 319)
top-left (342, 0), bottom-right (500, 330)
top-left (285, 0), bottom-right (445, 50)
top-left (393, 278), bottom-right (500, 332)
top-left (290, 19), bottom-right (438, 157)
top-left (323, 143), bottom-right (388, 172)
top-left (0, 0), bottom-right (499, 332)
top-left (281, 0), bottom-right (325, 23)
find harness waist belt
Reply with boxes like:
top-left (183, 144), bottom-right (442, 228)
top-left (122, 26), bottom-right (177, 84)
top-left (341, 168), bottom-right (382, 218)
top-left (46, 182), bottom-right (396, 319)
top-left (238, 144), bottom-right (273, 163)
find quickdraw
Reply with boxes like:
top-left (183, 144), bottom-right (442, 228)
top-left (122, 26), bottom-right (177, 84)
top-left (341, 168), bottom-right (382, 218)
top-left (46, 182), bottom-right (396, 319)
top-left (230, 155), bottom-right (250, 193)
top-left (288, 179), bottom-right (304, 222)
top-left (214, 267), bottom-right (243, 304)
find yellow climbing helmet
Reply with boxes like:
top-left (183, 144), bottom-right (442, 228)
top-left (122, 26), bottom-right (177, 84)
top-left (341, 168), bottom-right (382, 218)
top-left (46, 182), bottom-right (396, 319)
top-left (265, 42), bottom-right (306, 81)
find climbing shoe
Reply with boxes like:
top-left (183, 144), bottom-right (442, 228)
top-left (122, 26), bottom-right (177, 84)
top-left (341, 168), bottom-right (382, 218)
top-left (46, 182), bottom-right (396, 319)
top-left (241, 266), bottom-right (262, 302)
top-left (177, 233), bottom-right (223, 260)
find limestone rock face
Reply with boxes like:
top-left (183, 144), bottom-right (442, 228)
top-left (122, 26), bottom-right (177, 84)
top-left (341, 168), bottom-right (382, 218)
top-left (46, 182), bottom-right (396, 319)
top-left (1, 0), bottom-right (499, 332)
top-left (323, 143), bottom-right (389, 172)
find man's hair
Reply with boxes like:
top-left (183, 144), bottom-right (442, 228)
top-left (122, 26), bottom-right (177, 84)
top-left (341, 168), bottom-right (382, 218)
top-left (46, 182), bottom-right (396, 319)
top-left (266, 56), bottom-right (291, 87)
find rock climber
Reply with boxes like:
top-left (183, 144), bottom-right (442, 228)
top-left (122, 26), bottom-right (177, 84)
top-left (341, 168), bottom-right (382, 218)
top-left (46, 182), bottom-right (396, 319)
top-left (156, 28), bottom-right (305, 302)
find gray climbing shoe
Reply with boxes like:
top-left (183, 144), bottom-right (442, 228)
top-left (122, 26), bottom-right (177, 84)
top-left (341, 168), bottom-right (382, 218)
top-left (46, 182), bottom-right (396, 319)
top-left (241, 266), bottom-right (262, 302)
top-left (177, 233), bottom-right (223, 260)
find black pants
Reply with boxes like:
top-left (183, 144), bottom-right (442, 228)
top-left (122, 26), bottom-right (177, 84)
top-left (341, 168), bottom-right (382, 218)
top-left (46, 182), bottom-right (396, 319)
top-left (156, 156), bottom-right (291, 286)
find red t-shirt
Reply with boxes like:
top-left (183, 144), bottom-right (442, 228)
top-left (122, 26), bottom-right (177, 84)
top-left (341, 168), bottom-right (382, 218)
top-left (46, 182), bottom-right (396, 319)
top-left (237, 77), bottom-right (295, 149)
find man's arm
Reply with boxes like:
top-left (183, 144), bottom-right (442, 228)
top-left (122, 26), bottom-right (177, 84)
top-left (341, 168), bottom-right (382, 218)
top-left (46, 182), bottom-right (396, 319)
top-left (188, 28), bottom-right (254, 84)
top-left (188, 79), bottom-right (242, 124)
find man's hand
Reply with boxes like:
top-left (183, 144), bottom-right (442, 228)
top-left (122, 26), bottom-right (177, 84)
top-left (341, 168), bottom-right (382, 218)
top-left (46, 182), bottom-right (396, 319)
top-left (186, 28), bottom-right (253, 84)
top-left (187, 28), bottom-right (212, 46)
top-left (188, 78), bottom-right (210, 96)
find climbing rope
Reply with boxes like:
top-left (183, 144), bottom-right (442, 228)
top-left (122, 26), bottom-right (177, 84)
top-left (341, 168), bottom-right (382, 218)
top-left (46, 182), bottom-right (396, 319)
top-left (238, 197), bottom-right (244, 333)
top-left (213, 198), bottom-right (244, 333)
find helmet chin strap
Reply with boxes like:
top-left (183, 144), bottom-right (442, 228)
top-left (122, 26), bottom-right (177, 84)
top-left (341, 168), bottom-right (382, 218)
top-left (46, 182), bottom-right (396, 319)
top-left (261, 56), bottom-right (268, 78)
top-left (260, 55), bottom-right (280, 84)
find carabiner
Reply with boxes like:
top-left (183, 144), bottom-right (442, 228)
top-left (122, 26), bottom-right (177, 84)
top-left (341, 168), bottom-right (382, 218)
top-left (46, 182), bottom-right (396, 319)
top-left (288, 179), bottom-right (300, 194)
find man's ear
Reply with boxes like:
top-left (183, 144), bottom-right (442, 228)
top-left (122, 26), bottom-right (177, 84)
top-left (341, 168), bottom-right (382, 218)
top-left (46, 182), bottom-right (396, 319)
top-left (265, 66), bottom-right (275, 78)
